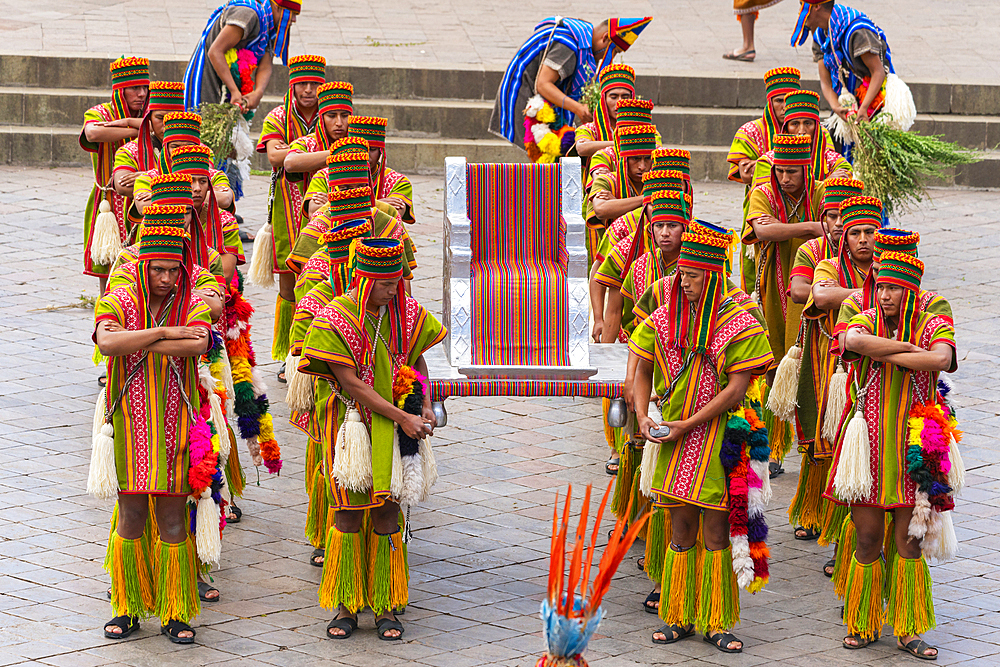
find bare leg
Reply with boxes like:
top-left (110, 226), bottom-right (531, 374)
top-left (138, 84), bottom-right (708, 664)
top-left (371, 501), bottom-right (403, 638)
top-left (892, 506), bottom-right (937, 657)
top-left (327, 508), bottom-right (363, 637)
top-left (842, 505), bottom-right (884, 648)
top-left (153, 495), bottom-right (194, 640)
top-left (651, 504), bottom-right (700, 643)
top-left (278, 272), bottom-right (296, 304)
top-left (702, 508), bottom-right (742, 652)
top-left (725, 14), bottom-right (756, 58)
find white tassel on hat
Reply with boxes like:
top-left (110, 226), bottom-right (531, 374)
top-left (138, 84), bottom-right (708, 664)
top-left (90, 199), bottom-right (124, 267)
top-left (332, 405), bottom-right (373, 492)
top-left (822, 365), bottom-right (850, 442)
top-left (947, 435), bottom-right (965, 495)
top-left (766, 344), bottom-right (801, 422)
top-left (195, 488), bottom-right (222, 569)
top-left (832, 406), bottom-right (873, 502)
top-left (639, 440), bottom-right (660, 499)
top-left (88, 390), bottom-right (119, 500)
top-left (247, 223), bottom-right (275, 287)
top-left (284, 354), bottom-right (315, 412)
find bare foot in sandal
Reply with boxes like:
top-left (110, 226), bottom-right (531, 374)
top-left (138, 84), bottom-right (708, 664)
top-left (898, 635), bottom-right (937, 659)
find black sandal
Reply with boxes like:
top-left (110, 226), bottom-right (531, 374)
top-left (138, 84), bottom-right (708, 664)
top-left (768, 461), bottom-right (784, 478)
top-left (823, 558), bottom-right (836, 577)
top-left (605, 455), bottom-right (619, 476)
top-left (310, 548), bottom-right (325, 567)
top-left (161, 619), bottom-right (196, 644)
top-left (98, 373), bottom-right (107, 388)
top-left (652, 624), bottom-right (693, 645)
top-left (637, 556), bottom-right (645, 571)
top-left (326, 615), bottom-right (357, 639)
top-left (226, 503), bottom-right (242, 523)
top-left (198, 581), bottom-right (220, 602)
top-left (277, 361), bottom-right (287, 383)
top-left (843, 633), bottom-right (874, 650)
top-left (794, 526), bottom-right (818, 541)
top-left (104, 615), bottom-right (139, 640)
top-left (643, 590), bottom-right (660, 614)
top-left (376, 616), bottom-right (404, 641)
top-left (704, 631), bottom-right (743, 653)
top-left (898, 638), bottom-right (937, 660)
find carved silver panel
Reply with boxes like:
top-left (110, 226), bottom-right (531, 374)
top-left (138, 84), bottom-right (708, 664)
top-left (443, 157), bottom-right (473, 366)
top-left (560, 157), bottom-right (590, 366)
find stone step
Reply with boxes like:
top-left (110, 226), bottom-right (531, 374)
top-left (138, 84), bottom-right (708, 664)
top-left (2, 124), bottom-right (996, 188)
top-left (3, 53), bottom-right (999, 115)
top-left (4, 86), bottom-right (999, 150)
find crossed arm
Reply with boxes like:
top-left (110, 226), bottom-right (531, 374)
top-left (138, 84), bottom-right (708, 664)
top-left (844, 328), bottom-right (954, 372)
top-left (96, 320), bottom-right (210, 358)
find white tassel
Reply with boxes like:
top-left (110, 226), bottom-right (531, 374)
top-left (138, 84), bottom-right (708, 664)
top-left (246, 435), bottom-right (263, 467)
top-left (419, 437), bottom-right (438, 493)
top-left (743, 243), bottom-right (755, 261)
top-left (730, 535), bottom-right (754, 589)
top-left (398, 452), bottom-right (424, 506)
top-left (390, 430), bottom-right (403, 499)
top-left (90, 199), bottom-right (124, 266)
top-left (194, 489), bottom-right (222, 569)
top-left (937, 511), bottom-right (958, 561)
top-left (88, 392), bottom-right (118, 500)
top-left (907, 490), bottom-right (933, 541)
top-left (639, 440), bottom-right (660, 499)
top-left (250, 367), bottom-right (267, 398)
top-left (947, 435), bottom-right (965, 495)
top-left (209, 391), bottom-right (229, 459)
top-left (218, 342), bottom-right (235, 405)
top-left (333, 406), bottom-right (372, 492)
top-left (285, 354), bottom-right (314, 412)
top-left (879, 73), bottom-right (916, 132)
top-left (832, 408), bottom-right (873, 502)
top-left (822, 365), bottom-right (849, 442)
top-left (766, 344), bottom-right (801, 422)
top-left (750, 459), bottom-right (772, 505)
top-left (247, 223), bottom-right (275, 287)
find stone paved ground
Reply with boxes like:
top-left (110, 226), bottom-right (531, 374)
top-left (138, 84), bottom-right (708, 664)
top-left (0, 0), bottom-right (996, 84)
top-left (0, 167), bottom-right (999, 667)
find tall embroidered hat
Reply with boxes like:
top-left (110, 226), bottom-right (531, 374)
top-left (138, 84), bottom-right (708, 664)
top-left (150, 172), bottom-right (193, 208)
top-left (167, 145), bottom-right (225, 267)
top-left (327, 186), bottom-right (376, 224)
top-left (351, 238), bottom-right (408, 365)
top-left (764, 66), bottom-right (801, 98)
top-left (823, 177), bottom-right (864, 212)
top-left (771, 133), bottom-right (812, 165)
top-left (138, 204), bottom-right (188, 263)
top-left (614, 98), bottom-right (654, 128)
top-left (594, 64), bottom-right (636, 141)
top-left (651, 148), bottom-right (690, 180)
top-left (318, 81), bottom-right (353, 116)
top-left (288, 54), bottom-right (326, 86)
top-left (348, 116), bottom-right (388, 150)
top-left (860, 227), bottom-right (920, 310)
top-left (170, 144), bottom-right (212, 176)
top-left (875, 250), bottom-right (924, 342)
top-left (836, 195), bottom-right (881, 289)
top-left (111, 56), bottom-right (150, 90)
top-left (321, 217), bottom-right (372, 293)
top-left (782, 89), bottom-right (820, 126)
top-left (137, 81), bottom-right (186, 171)
top-left (326, 137), bottom-right (371, 190)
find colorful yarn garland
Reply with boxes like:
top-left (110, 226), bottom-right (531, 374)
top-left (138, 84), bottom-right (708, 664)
top-left (523, 95), bottom-right (576, 163)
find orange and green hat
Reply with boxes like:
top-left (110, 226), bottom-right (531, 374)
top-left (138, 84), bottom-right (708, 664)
top-left (614, 98), bottom-right (654, 128)
top-left (351, 237), bottom-right (408, 365)
top-left (874, 228), bottom-right (920, 260)
top-left (651, 148), bottom-right (690, 178)
top-left (678, 226), bottom-right (731, 273)
top-left (840, 196), bottom-right (882, 231)
top-left (615, 123), bottom-right (658, 158)
top-left (325, 150), bottom-right (371, 190)
top-left (147, 81), bottom-right (185, 112)
top-left (772, 133), bottom-right (812, 165)
top-left (875, 250), bottom-right (924, 342)
top-left (649, 189), bottom-right (692, 226)
top-left (170, 144), bottom-right (212, 176)
top-left (288, 54), bottom-right (326, 86)
top-left (110, 56), bottom-right (150, 90)
top-left (641, 169), bottom-right (686, 200)
top-left (150, 172), bottom-right (193, 208)
top-left (782, 89), bottom-right (820, 126)
top-left (138, 205), bottom-right (188, 262)
top-left (666, 223), bottom-right (733, 354)
top-left (348, 116), bottom-right (388, 150)
top-left (327, 186), bottom-right (375, 224)
top-left (162, 111), bottom-right (201, 146)
top-left (600, 63), bottom-right (636, 94)
top-left (764, 67), bottom-right (801, 99)
top-left (823, 178), bottom-right (864, 212)
top-left (318, 81), bottom-right (353, 115)
top-left (321, 217), bottom-right (372, 294)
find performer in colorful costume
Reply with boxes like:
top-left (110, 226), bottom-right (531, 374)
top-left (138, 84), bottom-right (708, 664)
top-left (93, 204), bottom-right (212, 644)
top-left (184, 0), bottom-right (302, 111)
top-left (299, 238), bottom-right (446, 640)
top-left (80, 56), bottom-right (150, 288)
top-left (346, 115), bottom-right (415, 225)
top-left (630, 225), bottom-right (774, 652)
top-left (574, 64), bottom-right (636, 170)
top-left (826, 249), bottom-right (959, 659)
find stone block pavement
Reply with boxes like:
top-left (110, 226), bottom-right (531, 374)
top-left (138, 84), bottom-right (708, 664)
top-left (0, 0), bottom-right (996, 84)
top-left (0, 166), bottom-right (999, 667)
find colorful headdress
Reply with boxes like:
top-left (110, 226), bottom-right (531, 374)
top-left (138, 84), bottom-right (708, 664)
top-left (137, 81), bottom-right (186, 171)
top-left (326, 137), bottom-right (372, 192)
top-left (875, 250), bottom-right (924, 342)
top-left (771, 133), bottom-right (812, 165)
top-left (668, 227), bottom-right (734, 354)
top-left (150, 172), bottom-right (193, 208)
top-left (348, 115), bottom-right (387, 150)
top-left (288, 54), bottom-right (326, 86)
top-left (351, 238), bottom-right (408, 365)
top-left (170, 144), bottom-right (212, 177)
top-left (160, 111), bottom-right (202, 172)
top-left (861, 228), bottom-right (920, 309)
top-left (318, 81), bottom-right (354, 116)
top-left (322, 218), bottom-right (372, 293)
top-left (138, 205), bottom-right (188, 263)
top-left (641, 169), bottom-right (686, 202)
top-left (782, 89), bottom-right (820, 125)
top-left (823, 177), bottom-right (864, 212)
top-left (651, 148), bottom-right (691, 183)
top-left (601, 17), bottom-right (653, 69)
top-left (168, 145), bottom-right (225, 267)
top-left (110, 56), bottom-right (150, 120)
top-left (272, 0), bottom-right (303, 66)
top-left (619, 188), bottom-right (692, 282)
top-left (327, 186), bottom-right (376, 224)
top-left (791, 0), bottom-right (826, 47)
top-left (593, 64), bottom-right (636, 142)
top-left (615, 123), bottom-right (657, 198)
top-left (614, 98), bottom-right (654, 128)
top-left (764, 67), bottom-right (801, 99)
top-left (835, 195), bottom-right (881, 289)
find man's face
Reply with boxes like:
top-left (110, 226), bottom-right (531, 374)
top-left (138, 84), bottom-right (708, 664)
top-left (627, 155), bottom-right (652, 185)
top-left (679, 267), bottom-right (706, 302)
top-left (652, 220), bottom-right (685, 255)
top-left (191, 175), bottom-right (210, 209)
top-left (368, 148), bottom-right (383, 179)
top-left (183, 208), bottom-right (193, 230)
top-left (771, 94), bottom-right (787, 125)
top-left (774, 165), bottom-right (804, 196)
top-left (323, 111), bottom-right (350, 141)
top-left (293, 81), bottom-right (318, 111)
top-left (824, 210), bottom-right (843, 245)
top-left (166, 139), bottom-right (197, 152)
top-left (605, 87), bottom-right (633, 121)
top-left (367, 278), bottom-right (399, 307)
top-left (150, 110), bottom-right (168, 139)
top-left (877, 283), bottom-right (904, 319)
top-left (846, 224), bottom-right (877, 263)
top-left (786, 118), bottom-right (816, 137)
top-left (804, 3), bottom-right (831, 30)
top-left (147, 260), bottom-right (181, 297)
top-left (123, 85), bottom-right (148, 114)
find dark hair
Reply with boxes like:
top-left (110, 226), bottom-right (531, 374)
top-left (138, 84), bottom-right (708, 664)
top-left (597, 19), bottom-right (609, 29)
